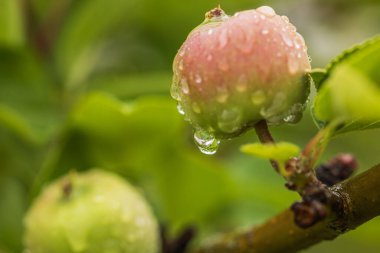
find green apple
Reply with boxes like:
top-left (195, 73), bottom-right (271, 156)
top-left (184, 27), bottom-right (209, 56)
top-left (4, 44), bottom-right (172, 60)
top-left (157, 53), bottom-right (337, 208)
top-left (24, 169), bottom-right (160, 253)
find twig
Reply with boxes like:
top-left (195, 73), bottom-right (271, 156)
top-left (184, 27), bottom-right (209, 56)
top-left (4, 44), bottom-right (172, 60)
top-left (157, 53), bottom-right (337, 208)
top-left (191, 163), bottom-right (380, 253)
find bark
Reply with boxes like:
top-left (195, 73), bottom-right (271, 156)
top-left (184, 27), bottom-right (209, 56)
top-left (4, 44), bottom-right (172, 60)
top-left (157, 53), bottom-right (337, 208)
top-left (192, 163), bottom-right (380, 253)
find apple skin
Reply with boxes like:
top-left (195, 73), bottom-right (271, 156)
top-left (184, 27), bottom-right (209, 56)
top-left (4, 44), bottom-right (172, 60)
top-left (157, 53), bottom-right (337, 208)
top-left (172, 6), bottom-right (311, 139)
top-left (23, 169), bottom-right (160, 253)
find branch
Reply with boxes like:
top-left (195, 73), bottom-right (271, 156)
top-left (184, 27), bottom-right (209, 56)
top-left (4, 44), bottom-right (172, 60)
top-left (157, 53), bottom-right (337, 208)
top-left (192, 163), bottom-right (380, 253)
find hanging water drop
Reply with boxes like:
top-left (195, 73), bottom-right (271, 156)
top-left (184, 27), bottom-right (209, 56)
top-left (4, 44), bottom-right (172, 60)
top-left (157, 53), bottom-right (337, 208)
top-left (193, 129), bottom-right (220, 155)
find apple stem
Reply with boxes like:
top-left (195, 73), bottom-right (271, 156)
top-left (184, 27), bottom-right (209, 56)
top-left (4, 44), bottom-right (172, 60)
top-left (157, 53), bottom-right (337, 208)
top-left (254, 120), bottom-right (280, 172)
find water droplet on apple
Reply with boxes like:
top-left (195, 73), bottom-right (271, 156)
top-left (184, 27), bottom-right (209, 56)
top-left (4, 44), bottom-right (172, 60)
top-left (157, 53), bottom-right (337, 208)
top-left (194, 129), bottom-right (220, 155)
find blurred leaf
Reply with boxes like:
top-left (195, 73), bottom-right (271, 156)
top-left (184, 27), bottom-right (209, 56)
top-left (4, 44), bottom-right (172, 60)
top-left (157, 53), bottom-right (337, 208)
top-left (88, 72), bottom-right (171, 100)
top-left (0, 104), bottom-right (37, 144)
top-left (309, 68), bottom-right (326, 90)
top-left (55, 0), bottom-right (140, 88)
top-left (0, 177), bottom-right (27, 253)
top-left (316, 35), bottom-right (380, 90)
top-left (312, 36), bottom-right (380, 134)
top-left (33, 93), bottom-right (234, 231)
top-left (241, 142), bottom-right (300, 162)
top-left (0, 0), bottom-right (24, 48)
top-left (312, 64), bottom-right (380, 133)
top-left (0, 50), bottom-right (62, 142)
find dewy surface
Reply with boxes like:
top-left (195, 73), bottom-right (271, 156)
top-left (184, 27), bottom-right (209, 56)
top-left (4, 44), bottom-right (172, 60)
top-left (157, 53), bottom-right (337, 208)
top-left (171, 6), bottom-right (311, 154)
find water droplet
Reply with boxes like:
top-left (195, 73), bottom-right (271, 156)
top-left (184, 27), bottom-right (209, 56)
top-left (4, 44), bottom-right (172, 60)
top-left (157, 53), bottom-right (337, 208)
top-left (192, 102), bottom-right (201, 113)
top-left (170, 82), bottom-right (181, 101)
top-left (261, 29), bottom-right (269, 35)
top-left (283, 114), bottom-right (296, 122)
top-left (288, 55), bottom-right (299, 74)
top-left (289, 24), bottom-right (297, 33)
top-left (296, 32), bottom-right (306, 46)
top-left (294, 41), bottom-right (301, 49)
top-left (236, 75), bottom-right (248, 92)
top-left (178, 59), bottom-right (184, 70)
top-left (283, 103), bottom-right (304, 123)
top-left (218, 28), bottom-right (229, 49)
top-left (179, 48), bottom-right (185, 57)
top-left (257, 6), bottom-right (276, 17)
top-left (282, 33), bottom-right (293, 47)
top-left (253, 15), bottom-right (259, 23)
top-left (297, 52), bottom-right (302, 58)
top-left (181, 78), bottom-right (189, 94)
top-left (194, 74), bottom-right (202, 84)
top-left (259, 14), bottom-right (266, 20)
top-left (216, 90), bottom-right (229, 103)
top-left (177, 103), bottom-right (185, 115)
top-left (217, 107), bottom-right (242, 133)
top-left (281, 15), bottom-right (290, 23)
top-left (260, 93), bottom-right (287, 123)
top-left (251, 90), bottom-right (266, 105)
top-left (234, 13), bottom-right (240, 17)
top-left (207, 29), bottom-right (214, 35)
top-left (194, 129), bottom-right (220, 155)
top-left (236, 83), bottom-right (247, 92)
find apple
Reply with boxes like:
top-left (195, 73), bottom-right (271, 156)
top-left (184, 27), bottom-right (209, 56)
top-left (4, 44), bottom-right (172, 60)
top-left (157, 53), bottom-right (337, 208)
top-left (24, 169), bottom-right (160, 253)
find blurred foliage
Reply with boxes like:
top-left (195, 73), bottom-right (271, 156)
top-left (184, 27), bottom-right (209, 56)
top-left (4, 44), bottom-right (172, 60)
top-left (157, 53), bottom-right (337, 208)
top-left (0, 0), bottom-right (379, 253)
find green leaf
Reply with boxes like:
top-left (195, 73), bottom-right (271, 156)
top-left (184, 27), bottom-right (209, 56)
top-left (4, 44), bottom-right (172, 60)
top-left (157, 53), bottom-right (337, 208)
top-left (35, 93), bottom-right (234, 230)
top-left (87, 72), bottom-right (171, 100)
top-left (241, 142), bottom-right (300, 162)
top-left (319, 36), bottom-right (380, 89)
top-left (312, 35), bottom-right (380, 134)
top-left (0, 104), bottom-right (37, 144)
top-left (55, 0), bottom-right (141, 88)
top-left (0, 0), bottom-right (25, 48)
top-left (0, 177), bottom-right (26, 252)
top-left (310, 68), bottom-right (327, 90)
